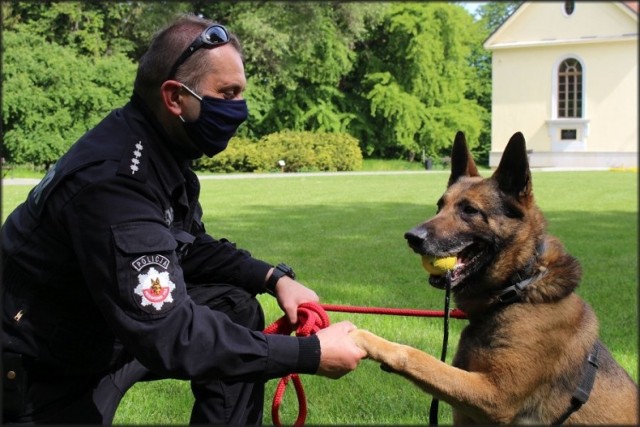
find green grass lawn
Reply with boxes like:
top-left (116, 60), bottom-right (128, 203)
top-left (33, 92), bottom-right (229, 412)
top-left (2, 170), bottom-right (637, 425)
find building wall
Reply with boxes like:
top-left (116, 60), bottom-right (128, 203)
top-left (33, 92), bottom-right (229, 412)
top-left (493, 2), bottom-right (637, 42)
top-left (585, 41), bottom-right (638, 153)
top-left (487, 2), bottom-right (638, 168)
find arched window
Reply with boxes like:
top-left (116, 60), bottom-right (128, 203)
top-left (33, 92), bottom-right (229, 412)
top-left (564, 1), bottom-right (575, 16)
top-left (557, 58), bottom-right (582, 118)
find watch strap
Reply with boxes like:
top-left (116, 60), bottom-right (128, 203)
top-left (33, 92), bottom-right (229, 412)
top-left (265, 263), bottom-right (295, 295)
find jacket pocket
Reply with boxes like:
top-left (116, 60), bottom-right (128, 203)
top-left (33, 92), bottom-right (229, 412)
top-left (111, 222), bottom-right (185, 317)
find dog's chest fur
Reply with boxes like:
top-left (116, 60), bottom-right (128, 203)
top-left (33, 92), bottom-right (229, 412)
top-left (451, 294), bottom-right (598, 422)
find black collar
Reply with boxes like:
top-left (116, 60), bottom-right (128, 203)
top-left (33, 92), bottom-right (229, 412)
top-left (494, 240), bottom-right (547, 306)
top-left (495, 271), bottom-right (545, 305)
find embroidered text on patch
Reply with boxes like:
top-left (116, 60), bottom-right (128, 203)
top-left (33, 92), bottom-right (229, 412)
top-left (134, 267), bottom-right (176, 311)
top-left (132, 254), bottom-right (170, 272)
top-left (130, 141), bottom-right (143, 175)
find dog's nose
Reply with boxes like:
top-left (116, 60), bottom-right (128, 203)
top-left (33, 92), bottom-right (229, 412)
top-left (404, 230), bottom-right (424, 248)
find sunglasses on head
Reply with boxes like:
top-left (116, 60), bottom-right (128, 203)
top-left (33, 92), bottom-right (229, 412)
top-left (167, 24), bottom-right (230, 80)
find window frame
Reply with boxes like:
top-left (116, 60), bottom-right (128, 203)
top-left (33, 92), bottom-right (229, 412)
top-left (551, 55), bottom-right (586, 120)
top-left (557, 58), bottom-right (583, 118)
top-left (547, 55), bottom-right (589, 151)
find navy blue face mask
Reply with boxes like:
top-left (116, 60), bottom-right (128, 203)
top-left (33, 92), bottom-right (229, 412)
top-left (180, 84), bottom-right (248, 157)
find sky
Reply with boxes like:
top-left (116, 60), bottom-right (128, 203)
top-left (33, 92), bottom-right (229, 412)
top-left (459, 2), bottom-right (487, 17)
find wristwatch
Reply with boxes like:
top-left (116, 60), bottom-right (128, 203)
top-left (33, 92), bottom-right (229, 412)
top-left (265, 263), bottom-right (296, 295)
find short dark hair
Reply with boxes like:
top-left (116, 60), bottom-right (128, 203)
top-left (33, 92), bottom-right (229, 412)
top-left (134, 14), bottom-right (242, 106)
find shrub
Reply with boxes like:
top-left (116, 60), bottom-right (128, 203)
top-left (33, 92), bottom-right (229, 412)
top-left (195, 137), bottom-right (266, 173)
top-left (194, 131), bottom-right (363, 173)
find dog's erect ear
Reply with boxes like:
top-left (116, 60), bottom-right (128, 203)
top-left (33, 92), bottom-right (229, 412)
top-left (492, 132), bottom-right (532, 198)
top-left (448, 131), bottom-right (480, 187)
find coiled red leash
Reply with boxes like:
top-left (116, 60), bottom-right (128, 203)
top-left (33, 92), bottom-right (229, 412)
top-left (263, 302), bottom-right (468, 426)
top-left (263, 302), bottom-right (330, 427)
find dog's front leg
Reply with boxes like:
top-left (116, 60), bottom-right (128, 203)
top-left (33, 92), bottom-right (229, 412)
top-left (350, 329), bottom-right (510, 423)
top-left (350, 329), bottom-right (416, 371)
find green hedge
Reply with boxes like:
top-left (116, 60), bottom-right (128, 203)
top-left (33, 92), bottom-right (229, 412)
top-left (195, 131), bottom-right (363, 173)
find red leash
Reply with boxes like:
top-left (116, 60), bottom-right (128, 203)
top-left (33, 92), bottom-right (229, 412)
top-left (263, 302), bottom-right (330, 427)
top-left (263, 302), bottom-right (467, 426)
top-left (321, 304), bottom-right (468, 319)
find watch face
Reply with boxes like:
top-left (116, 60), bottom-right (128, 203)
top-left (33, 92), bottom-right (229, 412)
top-left (276, 263), bottom-right (296, 279)
top-left (278, 263), bottom-right (295, 279)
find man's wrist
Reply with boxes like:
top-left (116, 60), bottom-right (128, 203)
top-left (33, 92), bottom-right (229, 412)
top-left (297, 335), bottom-right (321, 374)
top-left (265, 263), bottom-right (296, 295)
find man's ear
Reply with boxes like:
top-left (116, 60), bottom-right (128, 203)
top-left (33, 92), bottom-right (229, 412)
top-left (160, 80), bottom-right (185, 116)
top-left (448, 131), bottom-right (480, 187)
top-left (492, 132), bottom-right (532, 199)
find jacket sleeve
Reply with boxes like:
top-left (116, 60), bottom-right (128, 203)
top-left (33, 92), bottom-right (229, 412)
top-left (180, 221), bottom-right (273, 296)
top-left (64, 170), bottom-right (320, 381)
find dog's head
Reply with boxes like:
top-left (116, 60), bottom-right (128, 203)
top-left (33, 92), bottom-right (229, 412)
top-left (405, 131), bottom-right (546, 296)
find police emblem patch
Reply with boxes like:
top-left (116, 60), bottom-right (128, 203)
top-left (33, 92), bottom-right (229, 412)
top-left (134, 267), bottom-right (176, 311)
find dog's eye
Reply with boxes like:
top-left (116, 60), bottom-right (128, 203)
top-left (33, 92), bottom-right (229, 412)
top-left (462, 204), bottom-right (480, 215)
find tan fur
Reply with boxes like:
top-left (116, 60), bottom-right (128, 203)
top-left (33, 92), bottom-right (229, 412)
top-left (351, 132), bottom-right (638, 424)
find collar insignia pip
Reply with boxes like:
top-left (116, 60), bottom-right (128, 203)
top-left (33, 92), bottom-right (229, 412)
top-left (130, 141), bottom-right (143, 175)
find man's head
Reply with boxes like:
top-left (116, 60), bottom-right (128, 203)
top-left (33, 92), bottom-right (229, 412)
top-left (135, 14), bottom-right (244, 105)
top-left (134, 14), bottom-right (248, 158)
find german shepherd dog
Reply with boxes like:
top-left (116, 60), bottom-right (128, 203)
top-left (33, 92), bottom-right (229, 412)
top-left (351, 132), bottom-right (639, 424)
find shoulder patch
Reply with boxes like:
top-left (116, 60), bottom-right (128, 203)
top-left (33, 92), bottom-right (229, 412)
top-left (133, 265), bottom-right (176, 312)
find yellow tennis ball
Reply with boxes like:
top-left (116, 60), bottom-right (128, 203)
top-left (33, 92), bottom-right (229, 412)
top-left (421, 255), bottom-right (457, 276)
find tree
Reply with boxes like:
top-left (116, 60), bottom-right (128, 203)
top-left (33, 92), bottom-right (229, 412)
top-left (1, 1), bottom-right (497, 167)
top-left (196, 2), bottom-right (388, 139)
top-left (2, 21), bottom-right (135, 168)
top-left (346, 3), bottom-right (486, 160)
top-left (2, 1), bottom-right (190, 58)
top-left (477, 1), bottom-right (523, 34)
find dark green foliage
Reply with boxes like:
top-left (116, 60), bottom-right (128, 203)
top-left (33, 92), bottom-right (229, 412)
top-left (1, 1), bottom-right (513, 169)
top-left (2, 25), bottom-right (135, 168)
top-left (193, 137), bottom-right (267, 173)
top-left (195, 131), bottom-right (363, 173)
top-left (346, 3), bottom-right (487, 161)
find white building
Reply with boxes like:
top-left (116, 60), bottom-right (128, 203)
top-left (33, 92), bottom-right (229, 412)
top-left (485, 1), bottom-right (638, 168)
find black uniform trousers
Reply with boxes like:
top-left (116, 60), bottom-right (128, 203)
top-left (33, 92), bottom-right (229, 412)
top-left (3, 284), bottom-right (266, 425)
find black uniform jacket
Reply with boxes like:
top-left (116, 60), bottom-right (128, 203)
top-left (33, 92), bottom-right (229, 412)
top-left (1, 94), bottom-right (320, 381)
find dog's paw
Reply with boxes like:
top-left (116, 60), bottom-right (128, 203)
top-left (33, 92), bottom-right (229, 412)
top-left (349, 329), bottom-right (372, 355)
top-left (349, 329), bottom-right (395, 364)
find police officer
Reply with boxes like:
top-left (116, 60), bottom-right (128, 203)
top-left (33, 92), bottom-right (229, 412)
top-left (1, 14), bottom-right (365, 425)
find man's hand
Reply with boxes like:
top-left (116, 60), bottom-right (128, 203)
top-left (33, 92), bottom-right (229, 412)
top-left (265, 268), bottom-right (365, 378)
top-left (315, 321), bottom-right (367, 379)
top-left (270, 274), bottom-right (319, 324)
